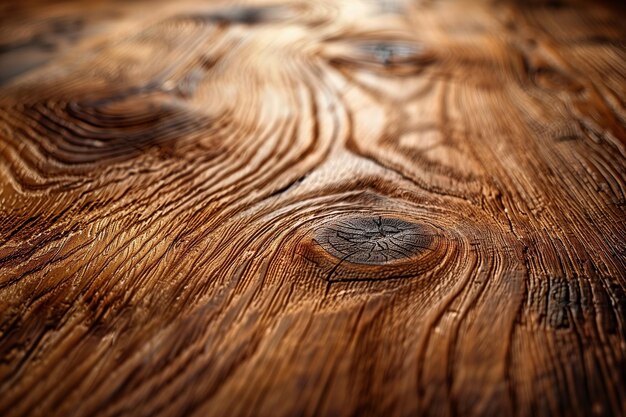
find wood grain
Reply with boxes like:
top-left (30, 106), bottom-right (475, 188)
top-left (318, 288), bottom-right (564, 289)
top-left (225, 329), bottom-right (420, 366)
top-left (0, 0), bottom-right (625, 416)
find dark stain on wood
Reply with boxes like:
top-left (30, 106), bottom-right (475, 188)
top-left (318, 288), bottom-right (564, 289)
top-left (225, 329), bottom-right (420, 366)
top-left (184, 5), bottom-right (291, 26)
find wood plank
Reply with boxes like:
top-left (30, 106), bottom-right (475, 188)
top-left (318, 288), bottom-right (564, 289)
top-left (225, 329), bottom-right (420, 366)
top-left (0, 0), bottom-right (625, 416)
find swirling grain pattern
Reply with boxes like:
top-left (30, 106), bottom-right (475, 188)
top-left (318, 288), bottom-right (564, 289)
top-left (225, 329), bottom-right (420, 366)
top-left (0, 0), bottom-right (625, 416)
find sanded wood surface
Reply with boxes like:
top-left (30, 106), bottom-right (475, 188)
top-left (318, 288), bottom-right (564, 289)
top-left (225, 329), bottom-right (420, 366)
top-left (1, 0), bottom-right (625, 416)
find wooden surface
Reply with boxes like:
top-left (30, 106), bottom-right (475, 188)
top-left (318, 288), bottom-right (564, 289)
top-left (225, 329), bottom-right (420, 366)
top-left (1, 0), bottom-right (625, 416)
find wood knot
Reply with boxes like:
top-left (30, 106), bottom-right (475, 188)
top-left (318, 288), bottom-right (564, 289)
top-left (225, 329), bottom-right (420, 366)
top-left (314, 216), bottom-right (433, 266)
top-left (324, 38), bottom-right (435, 76)
top-left (359, 42), bottom-right (426, 67)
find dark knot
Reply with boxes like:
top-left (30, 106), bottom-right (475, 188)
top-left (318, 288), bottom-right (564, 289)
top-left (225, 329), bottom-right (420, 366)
top-left (314, 216), bottom-right (433, 266)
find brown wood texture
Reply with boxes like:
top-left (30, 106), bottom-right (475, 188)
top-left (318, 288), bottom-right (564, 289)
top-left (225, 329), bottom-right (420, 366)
top-left (1, 0), bottom-right (625, 416)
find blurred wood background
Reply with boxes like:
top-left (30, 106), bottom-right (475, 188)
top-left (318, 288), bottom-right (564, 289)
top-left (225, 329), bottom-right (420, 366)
top-left (0, 0), bottom-right (625, 416)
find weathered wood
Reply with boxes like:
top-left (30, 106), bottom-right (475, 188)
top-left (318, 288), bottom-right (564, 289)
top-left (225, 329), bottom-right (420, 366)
top-left (0, 0), bottom-right (625, 416)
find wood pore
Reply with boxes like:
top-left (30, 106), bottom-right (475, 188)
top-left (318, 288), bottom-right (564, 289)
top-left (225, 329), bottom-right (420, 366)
top-left (0, 0), bottom-right (625, 416)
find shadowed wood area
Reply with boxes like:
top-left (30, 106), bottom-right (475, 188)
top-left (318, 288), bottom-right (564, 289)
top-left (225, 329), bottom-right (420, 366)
top-left (0, 0), bottom-right (625, 416)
